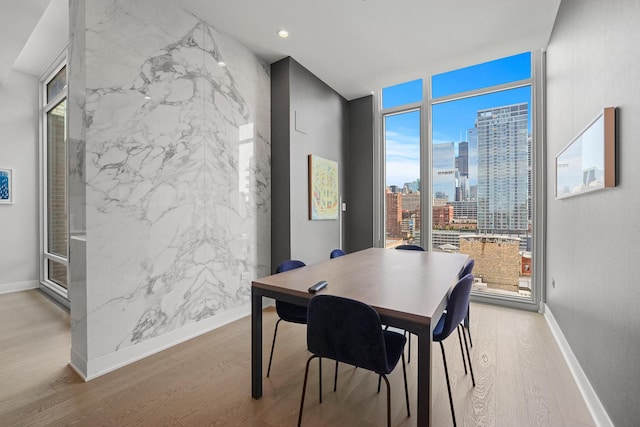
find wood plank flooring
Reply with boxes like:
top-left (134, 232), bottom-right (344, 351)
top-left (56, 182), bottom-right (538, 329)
top-left (0, 290), bottom-right (594, 426)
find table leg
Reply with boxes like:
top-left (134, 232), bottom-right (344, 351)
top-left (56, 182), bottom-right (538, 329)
top-left (417, 330), bottom-right (432, 426)
top-left (251, 288), bottom-right (262, 398)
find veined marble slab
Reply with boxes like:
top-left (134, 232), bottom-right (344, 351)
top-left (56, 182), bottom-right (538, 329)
top-left (73, 0), bottom-right (270, 362)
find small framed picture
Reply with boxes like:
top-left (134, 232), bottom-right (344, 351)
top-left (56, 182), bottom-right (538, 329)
top-left (0, 168), bottom-right (13, 204)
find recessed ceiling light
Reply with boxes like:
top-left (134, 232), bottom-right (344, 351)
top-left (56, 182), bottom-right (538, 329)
top-left (218, 61), bottom-right (226, 67)
top-left (144, 95), bottom-right (151, 100)
top-left (277, 29), bottom-right (289, 38)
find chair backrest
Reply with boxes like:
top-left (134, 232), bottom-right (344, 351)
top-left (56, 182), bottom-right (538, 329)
top-left (437, 273), bottom-right (474, 340)
top-left (276, 259), bottom-right (306, 273)
top-left (459, 258), bottom-right (474, 278)
top-left (307, 295), bottom-right (390, 374)
top-left (330, 249), bottom-right (346, 259)
top-left (396, 244), bottom-right (425, 251)
top-left (274, 260), bottom-right (307, 319)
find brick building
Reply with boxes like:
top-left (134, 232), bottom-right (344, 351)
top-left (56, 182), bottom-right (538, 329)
top-left (432, 205), bottom-right (453, 228)
top-left (460, 235), bottom-right (521, 292)
top-left (385, 190), bottom-right (402, 239)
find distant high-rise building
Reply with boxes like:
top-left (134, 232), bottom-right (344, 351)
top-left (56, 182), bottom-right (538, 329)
top-left (448, 201), bottom-right (478, 220)
top-left (476, 103), bottom-right (529, 233)
top-left (385, 190), bottom-right (403, 238)
top-left (388, 185), bottom-right (401, 193)
top-left (467, 129), bottom-right (478, 185)
top-left (402, 192), bottom-right (420, 211)
top-left (432, 205), bottom-right (453, 228)
top-left (470, 185), bottom-right (478, 200)
top-left (456, 141), bottom-right (469, 177)
top-left (458, 175), bottom-right (470, 201)
top-left (432, 142), bottom-right (456, 202)
top-left (403, 179), bottom-right (420, 193)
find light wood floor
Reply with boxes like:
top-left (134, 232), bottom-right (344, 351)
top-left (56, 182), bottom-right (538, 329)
top-left (0, 290), bottom-right (594, 426)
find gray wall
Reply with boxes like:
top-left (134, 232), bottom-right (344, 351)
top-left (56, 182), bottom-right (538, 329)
top-left (271, 57), bottom-right (349, 270)
top-left (546, 1), bottom-right (640, 425)
top-left (347, 95), bottom-right (375, 252)
top-left (270, 59), bottom-right (292, 271)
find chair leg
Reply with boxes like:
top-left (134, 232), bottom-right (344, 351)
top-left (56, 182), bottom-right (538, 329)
top-left (407, 332), bottom-right (411, 364)
top-left (440, 342), bottom-right (457, 427)
top-left (267, 318), bottom-right (282, 377)
top-left (465, 303), bottom-right (473, 347)
top-left (457, 326), bottom-right (468, 375)
top-left (462, 323), bottom-right (476, 387)
top-left (318, 357), bottom-right (322, 403)
top-left (464, 323), bottom-right (473, 350)
top-left (333, 360), bottom-right (339, 392)
top-left (298, 355), bottom-right (317, 427)
top-left (380, 374), bottom-right (392, 427)
top-left (401, 352), bottom-right (410, 417)
top-left (377, 375), bottom-right (382, 393)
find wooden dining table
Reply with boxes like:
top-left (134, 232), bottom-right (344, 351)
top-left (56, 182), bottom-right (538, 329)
top-left (251, 247), bottom-right (469, 426)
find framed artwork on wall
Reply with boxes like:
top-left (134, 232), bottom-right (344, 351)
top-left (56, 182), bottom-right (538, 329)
top-left (0, 168), bottom-right (12, 204)
top-left (308, 154), bottom-right (339, 220)
top-left (555, 107), bottom-right (616, 199)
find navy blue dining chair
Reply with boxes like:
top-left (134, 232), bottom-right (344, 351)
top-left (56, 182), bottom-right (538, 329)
top-left (459, 258), bottom-right (475, 347)
top-left (266, 259), bottom-right (307, 377)
top-left (298, 295), bottom-right (410, 427)
top-left (434, 273), bottom-right (475, 427)
top-left (395, 244), bottom-right (425, 251)
top-left (330, 248), bottom-right (346, 258)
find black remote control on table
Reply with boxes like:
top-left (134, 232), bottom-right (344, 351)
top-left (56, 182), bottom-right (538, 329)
top-left (308, 280), bottom-right (328, 293)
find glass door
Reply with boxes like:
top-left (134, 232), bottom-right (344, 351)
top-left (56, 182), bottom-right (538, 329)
top-left (41, 61), bottom-right (69, 301)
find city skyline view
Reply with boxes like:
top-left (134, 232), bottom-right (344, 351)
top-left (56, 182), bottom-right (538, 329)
top-left (383, 52), bottom-right (534, 296)
top-left (384, 52), bottom-right (532, 188)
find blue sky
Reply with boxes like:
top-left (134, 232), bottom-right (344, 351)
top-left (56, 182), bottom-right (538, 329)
top-left (384, 52), bottom-right (532, 187)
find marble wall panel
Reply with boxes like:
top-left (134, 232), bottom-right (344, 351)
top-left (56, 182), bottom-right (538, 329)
top-left (77, 0), bottom-right (270, 361)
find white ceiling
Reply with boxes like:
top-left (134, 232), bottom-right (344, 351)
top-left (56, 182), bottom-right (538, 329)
top-left (0, 0), bottom-right (68, 84)
top-left (182, 0), bottom-right (561, 100)
top-left (1, 0), bottom-right (560, 99)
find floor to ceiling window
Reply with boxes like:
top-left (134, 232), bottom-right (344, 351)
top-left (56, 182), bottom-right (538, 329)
top-left (40, 55), bottom-right (69, 303)
top-left (382, 79), bottom-right (423, 248)
top-left (380, 51), bottom-right (543, 308)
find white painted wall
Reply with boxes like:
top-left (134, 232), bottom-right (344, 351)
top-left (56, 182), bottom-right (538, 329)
top-left (546, 1), bottom-right (640, 425)
top-left (0, 70), bottom-right (39, 294)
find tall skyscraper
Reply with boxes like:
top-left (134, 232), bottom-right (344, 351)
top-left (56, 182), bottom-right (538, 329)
top-left (456, 141), bottom-right (469, 177)
top-left (432, 142), bottom-right (456, 202)
top-left (476, 103), bottom-right (529, 234)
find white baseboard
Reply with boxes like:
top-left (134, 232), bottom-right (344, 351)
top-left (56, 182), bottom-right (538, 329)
top-left (0, 280), bottom-right (39, 295)
top-left (543, 304), bottom-right (613, 427)
top-left (70, 300), bottom-right (270, 381)
top-left (69, 348), bottom-right (88, 381)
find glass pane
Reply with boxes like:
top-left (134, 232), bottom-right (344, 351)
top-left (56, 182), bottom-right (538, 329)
top-left (431, 52), bottom-right (531, 98)
top-left (47, 66), bottom-right (67, 103)
top-left (384, 110), bottom-right (421, 248)
top-left (382, 79), bottom-right (423, 109)
top-left (47, 259), bottom-right (68, 289)
top-left (47, 100), bottom-right (67, 258)
top-left (431, 86), bottom-right (532, 298)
